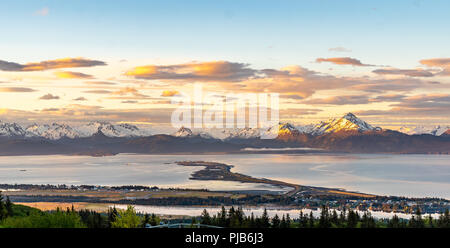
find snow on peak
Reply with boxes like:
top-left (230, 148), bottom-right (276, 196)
top-left (311, 112), bottom-right (376, 135)
top-left (397, 125), bottom-right (450, 136)
top-left (173, 126), bottom-right (193, 137)
top-left (76, 121), bottom-right (149, 137)
top-left (25, 123), bottom-right (79, 139)
top-left (0, 121), bottom-right (26, 137)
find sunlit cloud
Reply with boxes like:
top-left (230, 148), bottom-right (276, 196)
top-left (161, 90), bottom-right (179, 97)
top-left (372, 68), bottom-right (434, 77)
top-left (125, 61), bottom-right (258, 82)
top-left (0, 57), bottom-right (106, 72)
top-left (328, 47), bottom-right (352, 53)
top-left (111, 87), bottom-right (147, 97)
top-left (54, 71), bottom-right (94, 79)
top-left (420, 58), bottom-right (450, 76)
top-left (0, 87), bottom-right (36, 92)
top-left (39, 93), bottom-right (60, 100)
top-left (73, 97), bottom-right (87, 101)
top-left (316, 57), bottom-right (373, 66)
top-left (303, 95), bottom-right (371, 105)
top-left (357, 94), bottom-right (450, 117)
top-left (83, 90), bottom-right (112, 94)
top-left (83, 81), bottom-right (117, 85)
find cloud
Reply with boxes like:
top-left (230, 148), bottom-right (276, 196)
top-left (83, 90), bottom-right (112, 94)
top-left (54, 71), bottom-right (94, 79)
top-left (161, 90), bottom-right (179, 97)
top-left (34, 7), bottom-right (49, 16)
top-left (328, 47), bottom-right (352, 52)
top-left (111, 87), bottom-right (147, 97)
top-left (369, 94), bottom-right (406, 102)
top-left (0, 57), bottom-right (106, 72)
top-left (420, 58), bottom-right (450, 76)
top-left (280, 108), bottom-right (323, 117)
top-left (125, 61), bottom-right (439, 99)
top-left (125, 61), bottom-right (258, 82)
top-left (220, 65), bottom-right (364, 98)
top-left (420, 58), bottom-right (450, 67)
top-left (39, 93), bottom-right (60, 100)
top-left (73, 97), bottom-right (87, 101)
top-left (350, 78), bottom-right (427, 93)
top-left (372, 68), bottom-right (434, 77)
top-left (316, 57), bottom-right (373, 66)
top-left (83, 81), bottom-right (116, 85)
top-left (121, 100), bottom-right (138, 104)
top-left (356, 94), bottom-right (450, 117)
top-left (0, 87), bottom-right (36, 92)
top-left (0, 105), bottom-right (175, 125)
top-left (302, 95), bottom-right (370, 105)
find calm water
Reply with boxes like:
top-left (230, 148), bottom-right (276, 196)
top-left (0, 153), bottom-right (449, 198)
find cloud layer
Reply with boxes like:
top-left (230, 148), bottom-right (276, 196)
top-left (0, 58), bottom-right (106, 71)
top-left (315, 57), bottom-right (373, 66)
top-left (125, 61), bottom-right (258, 82)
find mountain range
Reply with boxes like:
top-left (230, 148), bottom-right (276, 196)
top-left (0, 113), bottom-right (449, 155)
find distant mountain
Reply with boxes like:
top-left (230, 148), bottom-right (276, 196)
top-left (25, 123), bottom-right (79, 140)
top-left (310, 113), bottom-right (379, 135)
top-left (76, 122), bottom-right (150, 138)
top-left (0, 113), bottom-right (449, 155)
top-left (0, 121), bottom-right (26, 137)
top-left (396, 125), bottom-right (450, 136)
top-left (173, 126), bottom-right (194, 137)
top-left (441, 129), bottom-right (450, 137)
top-left (0, 120), bottom-right (151, 140)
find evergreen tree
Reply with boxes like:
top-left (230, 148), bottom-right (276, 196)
top-left (271, 214), bottom-right (280, 228)
top-left (5, 196), bottom-right (13, 217)
top-left (0, 192), bottom-right (6, 220)
top-left (308, 211), bottom-right (315, 228)
top-left (388, 214), bottom-right (401, 228)
top-left (347, 210), bottom-right (359, 228)
top-left (261, 209), bottom-right (270, 228)
top-left (200, 209), bottom-right (212, 225)
top-left (218, 206), bottom-right (227, 227)
top-left (318, 205), bottom-right (331, 228)
top-left (331, 210), bottom-right (339, 226)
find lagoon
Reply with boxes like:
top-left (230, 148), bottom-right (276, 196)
top-left (0, 153), bottom-right (448, 198)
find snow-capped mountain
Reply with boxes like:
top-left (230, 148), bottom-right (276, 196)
top-left (396, 125), bottom-right (450, 136)
top-left (441, 129), bottom-right (450, 137)
top-left (75, 122), bottom-right (150, 138)
top-left (25, 123), bottom-right (79, 139)
top-left (173, 126), bottom-right (194, 137)
top-left (171, 113), bottom-right (383, 139)
top-left (310, 113), bottom-right (378, 135)
top-left (173, 126), bottom-right (261, 139)
top-left (0, 121), bottom-right (26, 137)
top-left (265, 122), bottom-right (299, 137)
top-left (0, 120), bottom-right (151, 140)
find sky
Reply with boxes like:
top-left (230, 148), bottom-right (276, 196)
top-left (0, 0), bottom-right (449, 130)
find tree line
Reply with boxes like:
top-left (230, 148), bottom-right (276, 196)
top-left (1, 191), bottom-right (449, 228)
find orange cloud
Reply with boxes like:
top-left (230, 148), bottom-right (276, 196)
top-left (161, 90), bottom-right (179, 97)
top-left (0, 87), bottom-right (36, 92)
top-left (54, 71), bottom-right (94, 79)
top-left (316, 57), bottom-right (373, 66)
top-left (0, 57), bottom-right (106, 71)
top-left (125, 61), bottom-right (257, 82)
top-left (111, 87), bottom-right (144, 96)
top-left (420, 58), bottom-right (450, 76)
